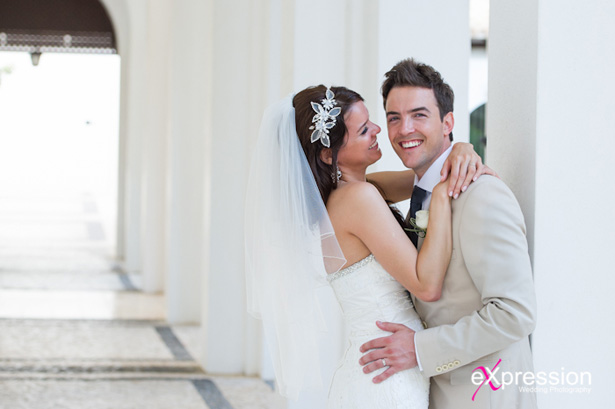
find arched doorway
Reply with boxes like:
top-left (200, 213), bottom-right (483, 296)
top-left (0, 0), bottom-right (129, 295)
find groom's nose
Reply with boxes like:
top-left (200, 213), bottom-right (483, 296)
top-left (400, 116), bottom-right (415, 135)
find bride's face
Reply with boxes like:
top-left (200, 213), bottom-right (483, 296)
top-left (337, 101), bottom-right (382, 169)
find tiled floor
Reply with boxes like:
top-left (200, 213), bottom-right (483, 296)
top-left (0, 191), bottom-right (286, 409)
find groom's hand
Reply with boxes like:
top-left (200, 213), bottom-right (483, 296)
top-left (358, 321), bottom-right (418, 384)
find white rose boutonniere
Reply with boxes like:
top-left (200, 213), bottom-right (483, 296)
top-left (415, 210), bottom-right (429, 230)
top-left (405, 210), bottom-right (429, 238)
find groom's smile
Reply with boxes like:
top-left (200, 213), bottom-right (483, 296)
top-left (400, 139), bottom-right (423, 149)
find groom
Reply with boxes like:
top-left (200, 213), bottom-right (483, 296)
top-left (359, 59), bottom-right (537, 408)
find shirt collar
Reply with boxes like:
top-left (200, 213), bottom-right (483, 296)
top-left (413, 145), bottom-right (453, 193)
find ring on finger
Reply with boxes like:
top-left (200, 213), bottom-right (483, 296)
top-left (381, 358), bottom-right (387, 367)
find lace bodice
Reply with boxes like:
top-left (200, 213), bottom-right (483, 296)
top-left (328, 254), bottom-right (424, 335)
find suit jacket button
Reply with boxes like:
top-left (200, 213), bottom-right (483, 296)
top-left (454, 360), bottom-right (460, 366)
top-left (422, 321), bottom-right (427, 329)
top-left (435, 366), bottom-right (442, 373)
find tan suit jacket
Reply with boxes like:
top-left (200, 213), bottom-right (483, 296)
top-left (413, 176), bottom-right (537, 409)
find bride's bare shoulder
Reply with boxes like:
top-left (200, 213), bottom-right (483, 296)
top-left (327, 181), bottom-right (386, 213)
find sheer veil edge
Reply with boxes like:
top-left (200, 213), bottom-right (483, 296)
top-left (244, 95), bottom-right (346, 399)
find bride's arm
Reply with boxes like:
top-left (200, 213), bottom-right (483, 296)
top-left (366, 170), bottom-right (414, 202)
top-left (366, 142), bottom-right (491, 202)
top-left (344, 182), bottom-right (451, 301)
top-left (414, 181), bottom-right (452, 299)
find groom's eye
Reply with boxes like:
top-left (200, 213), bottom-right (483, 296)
top-left (387, 116), bottom-right (399, 123)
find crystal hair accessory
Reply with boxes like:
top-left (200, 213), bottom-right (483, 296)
top-left (309, 87), bottom-right (342, 148)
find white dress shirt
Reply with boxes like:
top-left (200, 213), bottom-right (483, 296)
top-left (413, 145), bottom-right (453, 211)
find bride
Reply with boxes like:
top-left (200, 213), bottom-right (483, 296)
top-left (245, 85), bottom-right (492, 408)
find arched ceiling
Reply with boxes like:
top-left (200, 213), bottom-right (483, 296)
top-left (0, 0), bottom-right (116, 54)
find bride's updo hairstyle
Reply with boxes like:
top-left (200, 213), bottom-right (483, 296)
top-left (293, 85), bottom-right (363, 203)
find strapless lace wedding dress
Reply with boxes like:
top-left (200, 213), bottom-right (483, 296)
top-left (327, 255), bottom-right (429, 409)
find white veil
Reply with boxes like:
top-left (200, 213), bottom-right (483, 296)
top-left (244, 95), bottom-right (346, 399)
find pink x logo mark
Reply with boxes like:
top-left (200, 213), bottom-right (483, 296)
top-left (472, 359), bottom-right (502, 401)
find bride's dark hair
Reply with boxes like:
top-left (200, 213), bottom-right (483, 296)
top-left (293, 85), bottom-right (363, 203)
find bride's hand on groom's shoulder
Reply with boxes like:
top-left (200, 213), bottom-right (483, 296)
top-left (358, 321), bottom-right (418, 384)
top-left (440, 142), bottom-right (499, 199)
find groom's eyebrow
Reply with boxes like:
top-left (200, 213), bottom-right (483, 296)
top-left (386, 107), bottom-right (431, 116)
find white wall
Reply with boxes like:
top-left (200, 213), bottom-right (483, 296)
top-left (533, 0), bottom-right (615, 405)
top-left (489, 0), bottom-right (615, 407)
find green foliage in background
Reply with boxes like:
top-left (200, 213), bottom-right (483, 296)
top-left (470, 103), bottom-right (486, 162)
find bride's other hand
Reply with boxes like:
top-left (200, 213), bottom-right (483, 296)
top-left (439, 142), bottom-right (498, 199)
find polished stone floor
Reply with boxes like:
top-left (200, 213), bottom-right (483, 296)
top-left (0, 190), bottom-right (285, 409)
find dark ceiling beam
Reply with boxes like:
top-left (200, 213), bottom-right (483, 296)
top-left (0, 0), bottom-right (116, 54)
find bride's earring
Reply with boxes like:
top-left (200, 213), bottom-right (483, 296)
top-left (332, 166), bottom-right (342, 182)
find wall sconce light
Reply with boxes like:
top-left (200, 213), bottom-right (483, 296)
top-left (30, 50), bottom-right (42, 66)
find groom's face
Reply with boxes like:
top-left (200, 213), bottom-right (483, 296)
top-left (385, 86), bottom-right (453, 179)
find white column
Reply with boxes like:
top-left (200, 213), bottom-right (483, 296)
top-left (240, 0), bottom-right (297, 384)
top-left (164, 0), bottom-right (211, 323)
top-left (139, 0), bottom-right (171, 293)
top-left (201, 0), bottom-right (262, 374)
top-left (486, 0), bottom-right (538, 252)
top-left (113, 0), bottom-right (149, 276)
top-left (488, 1), bottom-right (615, 407)
top-left (99, 0), bottom-right (130, 262)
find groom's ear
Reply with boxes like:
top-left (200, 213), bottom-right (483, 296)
top-left (319, 148), bottom-right (333, 165)
top-left (443, 112), bottom-right (454, 138)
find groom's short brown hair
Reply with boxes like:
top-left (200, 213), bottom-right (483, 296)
top-left (381, 58), bottom-right (455, 141)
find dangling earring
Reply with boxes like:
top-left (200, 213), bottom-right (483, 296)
top-left (332, 166), bottom-right (342, 182)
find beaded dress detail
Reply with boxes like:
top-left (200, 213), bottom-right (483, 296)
top-left (327, 255), bottom-right (429, 409)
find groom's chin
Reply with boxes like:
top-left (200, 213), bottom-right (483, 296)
top-left (398, 155), bottom-right (418, 170)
